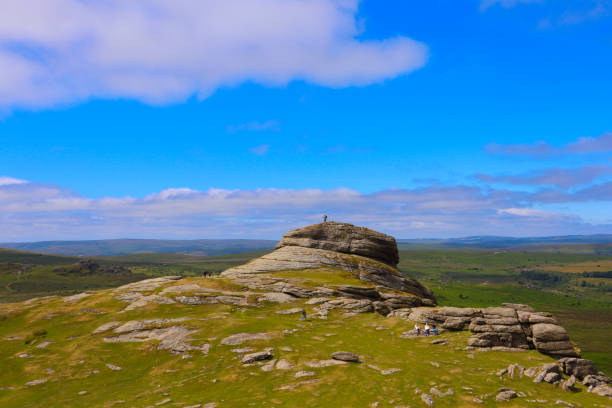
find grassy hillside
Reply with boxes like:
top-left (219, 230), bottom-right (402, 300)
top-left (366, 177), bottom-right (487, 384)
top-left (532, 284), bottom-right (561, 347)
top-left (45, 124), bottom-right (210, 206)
top-left (0, 249), bottom-right (78, 266)
top-left (1, 275), bottom-right (611, 407)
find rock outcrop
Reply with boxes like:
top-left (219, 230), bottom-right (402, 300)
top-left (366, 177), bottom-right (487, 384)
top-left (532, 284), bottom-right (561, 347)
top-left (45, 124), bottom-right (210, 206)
top-left (402, 304), bottom-right (579, 357)
top-left (222, 222), bottom-right (436, 307)
top-left (275, 222), bottom-right (399, 267)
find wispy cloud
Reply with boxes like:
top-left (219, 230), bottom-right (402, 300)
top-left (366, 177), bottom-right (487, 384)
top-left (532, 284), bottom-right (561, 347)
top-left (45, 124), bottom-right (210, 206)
top-left (0, 176), bottom-right (28, 186)
top-left (538, 0), bottom-right (610, 28)
top-left (485, 132), bottom-right (612, 156)
top-left (249, 144), bottom-right (271, 155)
top-left (1, 178), bottom-right (611, 241)
top-left (476, 164), bottom-right (612, 188)
top-left (227, 120), bottom-right (280, 133)
top-left (480, 0), bottom-right (543, 11)
top-left (0, 0), bottom-right (428, 111)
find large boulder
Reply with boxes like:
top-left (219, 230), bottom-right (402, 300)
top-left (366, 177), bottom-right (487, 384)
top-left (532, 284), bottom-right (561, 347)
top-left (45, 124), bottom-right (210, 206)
top-left (275, 222), bottom-right (399, 267)
top-left (558, 358), bottom-right (598, 379)
top-left (531, 323), bottom-right (578, 357)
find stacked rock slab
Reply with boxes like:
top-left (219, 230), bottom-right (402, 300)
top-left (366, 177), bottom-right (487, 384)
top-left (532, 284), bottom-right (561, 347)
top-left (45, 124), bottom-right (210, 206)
top-left (404, 303), bottom-right (579, 357)
top-left (222, 222), bottom-right (436, 309)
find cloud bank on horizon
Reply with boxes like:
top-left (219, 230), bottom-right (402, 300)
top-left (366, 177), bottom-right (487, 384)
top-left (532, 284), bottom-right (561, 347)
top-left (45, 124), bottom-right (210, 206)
top-left (0, 0), bottom-right (427, 110)
top-left (2, 138), bottom-right (612, 241)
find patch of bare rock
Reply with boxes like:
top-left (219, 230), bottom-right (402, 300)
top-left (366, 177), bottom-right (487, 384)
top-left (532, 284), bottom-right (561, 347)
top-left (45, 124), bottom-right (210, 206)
top-left (220, 332), bottom-right (271, 346)
top-left (96, 318), bottom-right (209, 355)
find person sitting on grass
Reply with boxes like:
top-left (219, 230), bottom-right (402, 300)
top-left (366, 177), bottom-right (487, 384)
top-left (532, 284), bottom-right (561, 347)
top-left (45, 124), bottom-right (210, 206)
top-left (432, 324), bottom-right (438, 336)
top-left (424, 323), bottom-right (430, 336)
top-left (414, 323), bottom-right (421, 336)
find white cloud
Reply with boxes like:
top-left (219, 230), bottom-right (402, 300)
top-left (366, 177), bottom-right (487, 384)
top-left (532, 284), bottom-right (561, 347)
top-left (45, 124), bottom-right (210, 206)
top-left (0, 0), bottom-right (428, 110)
top-left (0, 176), bottom-right (28, 186)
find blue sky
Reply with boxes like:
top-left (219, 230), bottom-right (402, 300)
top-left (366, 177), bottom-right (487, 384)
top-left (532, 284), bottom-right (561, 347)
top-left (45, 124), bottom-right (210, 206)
top-left (1, 0), bottom-right (611, 241)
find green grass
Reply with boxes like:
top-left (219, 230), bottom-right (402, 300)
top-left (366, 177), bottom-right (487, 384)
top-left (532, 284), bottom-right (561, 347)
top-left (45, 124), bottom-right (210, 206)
top-left (1, 277), bottom-right (611, 407)
top-left (270, 268), bottom-right (372, 288)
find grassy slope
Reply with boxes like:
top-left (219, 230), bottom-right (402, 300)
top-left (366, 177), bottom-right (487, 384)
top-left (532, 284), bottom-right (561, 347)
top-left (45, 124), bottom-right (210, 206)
top-left (1, 275), bottom-right (611, 408)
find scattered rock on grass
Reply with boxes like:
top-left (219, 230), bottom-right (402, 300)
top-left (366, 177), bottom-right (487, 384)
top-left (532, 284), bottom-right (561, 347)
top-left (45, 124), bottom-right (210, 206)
top-left (331, 351), bottom-right (360, 363)
top-left (495, 389), bottom-right (517, 402)
top-left (106, 364), bottom-right (122, 371)
top-left (220, 333), bottom-right (270, 346)
top-left (275, 359), bottom-right (293, 370)
top-left (295, 371), bottom-right (315, 378)
top-left (305, 359), bottom-right (347, 368)
top-left (25, 379), bottom-right (47, 386)
top-left (421, 393), bottom-right (434, 407)
top-left (242, 351), bottom-right (273, 364)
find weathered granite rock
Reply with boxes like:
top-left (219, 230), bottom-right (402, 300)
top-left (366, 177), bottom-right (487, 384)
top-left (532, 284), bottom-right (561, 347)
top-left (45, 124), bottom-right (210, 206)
top-left (590, 384), bottom-right (612, 398)
top-left (220, 333), bottom-right (271, 346)
top-left (223, 246), bottom-right (434, 301)
top-left (468, 307), bottom-right (528, 349)
top-left (242, 351), bottom-right (273, 364)
top-left (558, 358), bottom-right (598, 379)
top-left (331, 351), bottom-right (360, 363)
top-left (104, 326), bottom-right (209, 354)
top-left (583, 374), bottom-right (612, 387)
top-left (502, 303), bottom-right (535, 312)
top-left (534, 363), bottom-right (562, 384)
top-left (420, 393), bottom-right (435, 407)
top-left (531, 324), bottom-right (578, 357)
top-left (305, 359), bottom-right (347, 368)
top-left (508, 363), bottom-right (524, 379)
top-left (275, 222), bottom-right (399, 267)
top-left (561, 375), bottom-right (576, 391)
top-left (496, 389), bottom-right (518, 402)
top-left (544, 372), bottom-right (562, 384)
top-left (335, 285), bottom-right (380, 300)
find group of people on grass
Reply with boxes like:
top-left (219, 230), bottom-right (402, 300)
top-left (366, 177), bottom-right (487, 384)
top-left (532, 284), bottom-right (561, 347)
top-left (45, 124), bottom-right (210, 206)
top-left (413, 323), bottom-right (438, 336)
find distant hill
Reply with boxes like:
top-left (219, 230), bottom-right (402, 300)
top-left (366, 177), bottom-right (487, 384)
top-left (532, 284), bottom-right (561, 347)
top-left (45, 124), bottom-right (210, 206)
top-left (0, 239), bottom-right (276, 257)
top-left (397, 234), bottom-right (612, 254)
top-left (3, 234), bottom-right (612, 257)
